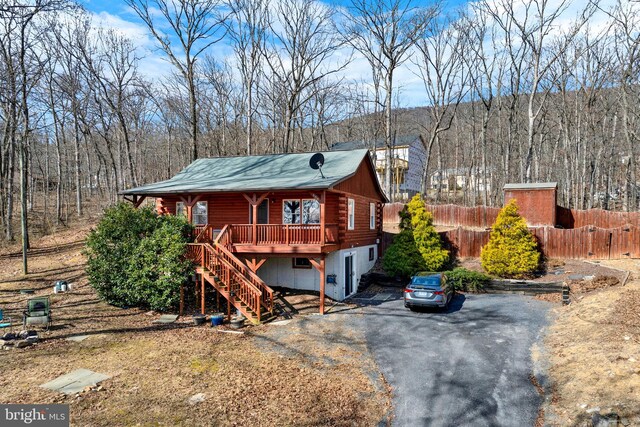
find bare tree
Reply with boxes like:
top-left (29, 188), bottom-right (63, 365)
top-left (226, 0), bottom-right (267, 155)
top-left (482, 0), bottom-right (597, 182)
top-left (343, 0), bottom-right (434, 200)
top-left (607, 0), bottom-right (640, 211)
top-left (414, 13), bottom-right (470, 197)
top-left (0, 0), bottom-right (69, 272)
top-left (263, 0), bottom-right (346, 153)
top-left (126, 0), bottom-right (227, 161)
top-left (464, 7), bottom-right (504, 205)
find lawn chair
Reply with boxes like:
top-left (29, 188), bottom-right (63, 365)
top-left (23, 297), bottom-right (52, 330)
top-left (0, 308), bottom-right (12, 331)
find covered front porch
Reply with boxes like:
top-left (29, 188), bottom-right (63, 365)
top-left (185, 225), bottom-right (333, 320)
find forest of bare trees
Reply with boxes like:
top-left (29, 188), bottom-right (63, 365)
top-left (0, 0), bottom-right (639, 256)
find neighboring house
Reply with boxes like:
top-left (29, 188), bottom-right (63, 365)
top-left (330, 135), bottom-right (426, 200)
top-left (121, 149), bottom-right (387, 323)
top-left (430, 167), bottom-right (492, 193)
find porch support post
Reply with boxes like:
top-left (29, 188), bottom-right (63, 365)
top-left (309, 257), bottom-right (326, 315)
top-left (201, 273), bottom-right (205, 315)
top-left (245, 257), bottom-right (267, 273)
top-left (312, 192), bottom-right (326, 245)
top-left (180, 195), bottom-right (203, 224)
top-left (242, 193), bottom-right (269, 246)
top-left (252, 202), bottom-right (258, 245)
top-left (133, 195), bottom-right (146, 208)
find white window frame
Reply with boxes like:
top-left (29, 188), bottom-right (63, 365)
top-left (369, 202), bottom-right (376, 229)
top-left (347, 198), bottom-right (355, 230)
top-left (175, 201), bottom-right (186, 217)
top-left (192, 201), bottom-right (208, 225)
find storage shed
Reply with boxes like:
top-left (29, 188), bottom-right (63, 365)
top-left (503, 183), bottom-right (558, 227)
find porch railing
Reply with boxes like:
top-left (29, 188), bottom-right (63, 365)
top-left (229, 223), bottom-right (339, 245)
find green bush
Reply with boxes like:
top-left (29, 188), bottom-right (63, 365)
top-left (85, 203), bottom-right (193, 311)
top-left (382, 229), bottom-right (426, 278)
top-left (480, 199), bottom-right (540, 278)
top-left (445, 268), bottom-right (490, 292)
top-left (407, 195), bottom-right (449, 271)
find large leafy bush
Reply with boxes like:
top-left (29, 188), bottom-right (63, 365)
top-left (480, 199), bottom-right (540, 278)
top-left (85, 203), bottom-right (193, 311)
top-left (383, 194), bottom-right (448, 277)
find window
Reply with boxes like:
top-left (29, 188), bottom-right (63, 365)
top-left (283, 200), bottom-right (301, 224)
top-left (249, 199), bottom-right (269, 224)
top-left (284, 199), bottom-right (320, 224)
top-left (347, 199), bottom-right (355, 230)
top-left (369, 247), bottom-right (375, 261)
top-left (175, 201), bottom-right (186, 217)
top-left (370, 202), bottom-right (376, 229)
top-left (192, 201), bottom-right (208, 225)
top-left (292, 257), bottom-right (312, 269)
top-left (302, 199), bottom-right (320, 224)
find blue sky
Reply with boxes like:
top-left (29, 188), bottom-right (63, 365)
top-left (78, 0), bottom-right (623, 108)
top-left (80, 0), bottom-right (461, 107)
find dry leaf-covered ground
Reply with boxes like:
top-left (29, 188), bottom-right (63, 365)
top-left (0, 225), bottom-right (391, 426)
top-left (543, 260), bottom-right (640, 425)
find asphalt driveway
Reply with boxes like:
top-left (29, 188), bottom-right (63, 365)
top-left (347, 291), bottom-right (552, 427)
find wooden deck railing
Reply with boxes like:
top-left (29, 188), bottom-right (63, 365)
top-left (213, 227), bottom-right (274, 313)
top-left (229, 223), bottom-right (339, 245)
top-left (194, 224), bottom-right (214, 243)
top-left (186, 226), bottom-right (274, 320)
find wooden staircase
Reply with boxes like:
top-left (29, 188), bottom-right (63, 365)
top-left (186, 226), bottom-right (274, 324)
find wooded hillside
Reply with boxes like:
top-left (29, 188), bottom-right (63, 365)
top-left (0, 0), bottom-right (638, 255)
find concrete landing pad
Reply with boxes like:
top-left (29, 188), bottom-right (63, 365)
top-left (153, 314), bottom-right (179, 324)
top-left (40, 369), bottom-right (111, 394)
top-left (66, 335), bottom-right (90, 342)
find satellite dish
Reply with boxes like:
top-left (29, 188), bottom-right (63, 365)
top-left (309, 153), bottom-right (326, 178)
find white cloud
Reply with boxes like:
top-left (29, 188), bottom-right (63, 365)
top-left (85, 0), bottom-right (640, 108)
top-left (89, 10), bottom-right (173, 80)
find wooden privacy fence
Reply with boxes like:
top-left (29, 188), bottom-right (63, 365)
top-left (383, 203), bottom-right (500, 228)
top-left (384, 203), bottom-right (640, 230)
top-left (557, 207), bottom-right (640, 229)
top-left (383, 201), bottom-right (639, 259)
top-left (437, 225), bottom-right (640, 260)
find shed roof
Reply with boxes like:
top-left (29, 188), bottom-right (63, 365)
top-left (503, 182), bottom-right (558, 190)
top-left (121, 149), bottom-right (386, 199)
top-left (330, 134), bottom-right (421, 151)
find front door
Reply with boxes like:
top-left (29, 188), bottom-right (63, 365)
top-left (345, 254), bottom-right (354, 297)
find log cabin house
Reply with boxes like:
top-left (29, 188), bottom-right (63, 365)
top-left (121, 149), bottom-right (388, 323)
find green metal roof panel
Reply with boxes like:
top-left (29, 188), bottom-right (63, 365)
top-left (330, 134), bottom-right (421, 151)
top-left (121, 149), bottom-right (371, 195)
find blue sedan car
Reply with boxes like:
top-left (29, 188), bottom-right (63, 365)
top-left (404, 272), bottom-right (453, 310)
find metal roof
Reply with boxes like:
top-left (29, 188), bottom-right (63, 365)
top-left (330, 134), bottom-right (422, 151)
top-left (503, 182), bottom-right (558, 190)
top-left (120, 149), bottom-right (378, 196)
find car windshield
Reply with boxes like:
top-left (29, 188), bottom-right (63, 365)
top-left (411, 275), bottom-right (441, 287)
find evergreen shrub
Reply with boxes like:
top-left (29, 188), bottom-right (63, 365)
top-left (480, 199), bottom-right (540, 278)
top-left (383, 194), bottom-right (449, 277)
